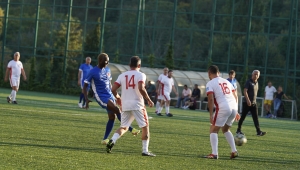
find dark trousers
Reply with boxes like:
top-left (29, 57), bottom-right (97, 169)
top-left (237, 102), bottom-right (261, 133)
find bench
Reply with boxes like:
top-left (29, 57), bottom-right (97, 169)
top-left (196, 101), bottom-right (208, 111)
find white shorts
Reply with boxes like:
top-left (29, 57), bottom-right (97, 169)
top-left (10, 76), bottom-right (20, 89)
top-left (162, 92), bottom-right (171, 101)
top-left (212, 108), bottom-right (237, 127)
top-left (121, 109), bottom-right (149, 128)
top-left (157, 94), bottom-right (163, 100)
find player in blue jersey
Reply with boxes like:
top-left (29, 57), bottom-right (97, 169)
top-left (83, 53), bottom-right (140, 145)
top-left (227, 70), bottom-right (238, 94)
top-left (78, 57), bottom-right (93, 108)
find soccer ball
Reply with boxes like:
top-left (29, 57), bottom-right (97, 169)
top-left (234, 134), bottom-right (247, 146)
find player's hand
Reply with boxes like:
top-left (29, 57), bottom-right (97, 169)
top-left (4, 77), bottom-right (8, 82)
top-left (23, 76), bottom-right (27, 81)
top-left (147, 100), bottom-right (154, 107)
top-left (235, 113), bottom-right (241, 121)
top-left (246, 100), bottom-right (251, 106)
top-left (116, 98), bottom-right (122, 106)
top-left (85, 99), bottom-right (92, 110)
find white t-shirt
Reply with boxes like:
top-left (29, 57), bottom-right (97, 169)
top-left (160, 76), bottom-right (174, 94)
top-left (7, 60), bottom-right (23, 77)
top-left (115, 70), bottom-right (146, 111)
top-left (265, 86), bottom-right (276, 100)
top-left (182, 88), bottom-right (191, 97)
top-left (206, 77), bottom-right (237, 111)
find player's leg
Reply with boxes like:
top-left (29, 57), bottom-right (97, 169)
top-left (204, 124), bottom-right (221, 159)
top-left (107, 111), bottom-right (135, 153)
top-left (164, 94), bottom-right (173, 117)
top-left (78, 81), bottom-right (84, 108)
top-left (264, 100), bottom-right (269, 116)
top-left (155, 97), bottom-right (161, 113)
top-left (156, 99), bottom-right (164, 116)
top-left (273, 99), bottom-right (281, 119)
top-left (222, 110), bottom-right (238, 159)
top-left (237, 102), bottom-right (250, 134)
top-left (115, 112), bottom-right (140, 136)
top-left (11, 78), bottom-right (19, 104)
top-left (250, 104), bottom-right (266, 136)
top-left (102, 111), bottom-right (116, 144)
top-left (82, 85), bottom-right (90, 108)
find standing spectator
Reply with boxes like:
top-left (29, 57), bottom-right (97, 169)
top-left (273, 86), bottom-right (290, 119)
top-left (175, 85), bottom-right (191, 108)
top-left (5, 52), bottom-right (27, 104)
top-left (146, 81), bottom-right (156, 97)
top-left (236, 70), bottom-right (267, 136)
top-left (264, 81), bottom-right (276, 118)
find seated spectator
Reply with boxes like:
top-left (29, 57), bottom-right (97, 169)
top-left (182, 97), bottom-right (197, 110)
top-left (175, 85), bottom-right (191, 108)
top-left (191, 84), bottom-right (201, 100)
top-left (146, 81), bottom-right (156, 98)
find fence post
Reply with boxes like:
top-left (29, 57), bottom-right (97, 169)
top-left (226, 0), bottom-right (235, 72)
top-left (99, 0), bottom-right (107, 53)
top-left (33, 0), bottom-right (41, 57)
top-left (134, 0), bottom-right (142, 55)
top-left (63, 0), bottom-right (73, 81)
top-left (208, 0), bottom-right (217, 65)
top-left (244, 0), bottom-right (253, 69)
top-left (1, 0), bottom-right (10, 66)
top-left (293, 0), bottom-right (298, 100)
top-left (171, 0), bottom-right (178, 47)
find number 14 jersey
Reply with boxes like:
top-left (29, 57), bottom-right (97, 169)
top-left (206, 77), bottom-right (237, 110)
top-left (114, 70), bottom-right (146, 111)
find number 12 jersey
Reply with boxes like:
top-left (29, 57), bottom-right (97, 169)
top-left (114, 70), bottom-right (146, 111)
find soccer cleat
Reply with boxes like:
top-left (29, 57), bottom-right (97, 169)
top-left (142, 152), bottom-right (156, 157)
top-left (106, 139), bottom-right (114, 153)
top-left (156, 113), bottom-right (163, 116)
top-left (166, 113), bottom-right (173, 117)
top-left (230, 151), bottom-right (239, 159)
top-left (257, 131), bottom-right (267, 136)
top-left (12, 101), bottom-right (18, 104)
top-left (101, 139), bottom-right (109, 145)
top-left (78, 102), bottom-right (82, 108)
top-left (131, 128), bottom-right (140, 136)
top-left (7, 97), bottom-right (11, 103)
top-left (155, 111), bottom-right (158, 114)
top-left (236, 130), bottom-right (244, 135)
top-left (204, 154), bottom-right (218, 159)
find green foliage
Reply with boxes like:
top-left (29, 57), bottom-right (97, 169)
top-left (28, 57), bottom-right (37, 90)
top-left (165, 43), bottom-right (174, 69)
top-left (147, 53), bottom-right (155, 68)
top-left (0, 62), bottom-right (3, 87)
top-left (0, 7), bottom-right (4, 36)
top-left (113, 50), bottom-right (120, 64)
top-left (84, 17), bottom-right (101, 58)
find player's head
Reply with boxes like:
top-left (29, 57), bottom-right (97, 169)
top-left (86, 57), bottom-right (91, 65)
top-left (267, 81), bottom-right (272, 87)
top-left (207, 65), bottom-right (219, 80)
top-left (252, 70), bottom-right (260, 81)
top-left (228, 70), bottom-right (236, 80)
top-left (14, 52), bottom-right (20, 61)
top-left (184, 85), bottom-right (188, 89)
top-left (129, 56), bottom-right (141, 70)
top-left (163, 67), bottom-right (169, 75)
top-left (98, 53), bottom-right (109, 68)
top-left (277, 86), bottom-right (283, 92)
top-left (167, 70), bottom-right (173, 78)
top-left (194, 84), bottom-right (198, 89)
top-left (148, 81), bottom-right (151, 85)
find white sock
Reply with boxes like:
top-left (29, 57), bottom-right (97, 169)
top-left (224, 131), bottom-right (237, 152)
top-left (210, 133), bottom-right (218, 155)
top-left (111, 133), bottom-right (120, 143)
top-left (12, 90), bottom-right (17, 101)
top-left (158, 106), bottom-right (163, 113)
top-left (155, 101), bottom-right (160, 111)
top-left (9, 90), bottom-right (14, 98)
top-left (165, 106), bottom-right (170, 114)
top-left (142, 140), bottom-right (149, 153)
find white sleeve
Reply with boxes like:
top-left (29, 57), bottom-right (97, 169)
top-left (138, 73), bottom-right (146, 84)
top-left (171, 78), bottom-right (174, 86)
top-left (206, 81), bottom-right (214, 95)
top-left (7, 61), bottom-right (12, 68)
top-left (20, 62), bottom-right (23, 69)
top-left (114, 75), bottom-right (122, 86)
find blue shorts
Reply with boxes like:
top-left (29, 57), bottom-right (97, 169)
top-left (95, 95), bottom-right (115, 114)
top-left (81, 80), bottom-right (90, 90)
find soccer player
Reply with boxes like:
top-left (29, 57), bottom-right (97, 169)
top-left (157, 70), bottom-right (178, 117)
top-left (106, 56), bottom-right (156, 156)
top-left (204, 65), bottom-right (240, 159)
top-left (236, 70), bottom-right (266, 136)
top-left (227, 70), bottom-right (238, 95)
top-left (78, 57), bottom-right (93, 108)
top-left (4, 52), bottom-right (27, 104)
top-left (83, 53), bottom-right (140, 145)
top-left (264, 81), bottom-right (276, 118)
top-left (155, 67), bottom-right (168, 113)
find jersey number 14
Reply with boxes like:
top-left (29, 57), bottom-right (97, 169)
top-left (125, 75), bottom-right (135, 89)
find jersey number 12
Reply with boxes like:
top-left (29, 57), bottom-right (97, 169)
top-left (125, 75), bottom-right (135, 89)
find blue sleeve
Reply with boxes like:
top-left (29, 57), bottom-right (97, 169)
top-left (79, 64), bottom-right (83, 71)
top-left (84, 70), bottom-right (93, 84)
top-left (106, 67), bottom-right (112, 80)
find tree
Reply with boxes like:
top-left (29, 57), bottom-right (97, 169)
top-left (165, 43), bottom-right (174, 69)
top-left (113, 50), bottom-right (120, 64)
top-left (147, 54), bottom-right (155, 68)
top-left (28, 57), bottom-right (37, 90)
top-left (84, 17), bottom-right (101, 58)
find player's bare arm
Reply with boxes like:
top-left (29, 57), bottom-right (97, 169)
top-left (78, 70), bottom-right (82, 86)
top-left (172, 85), bottom-right (178, 96)
top-left (156, 81), bottom-right (161, 95)
top-left (21, 68), bottom-right (27, 81)
top-left (83, 83), bottom-right (92, 109)
top-left (243, 88), bottom-right (251, 106)
top-left (111, 83), bottom-right (122, 106)
top-left (139, 82), bottom-right (154, 107)
top-left (4, 67), bottom-right (10, 82)
top-left (207, 93), bottom-right (214, 124)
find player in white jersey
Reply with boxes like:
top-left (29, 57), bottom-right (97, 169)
top-left (204, 65), bottom-right (240, 159)
top-left (107, 56), bottom-right (156, 156)
top-left (157, 70), bottom-right (178, 117)
top-left (155, 67), bottom-right (168, 113)
top-left (4, 52), bottom-right (27, 104)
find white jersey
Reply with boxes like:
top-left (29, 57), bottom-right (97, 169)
top-left (115, 70), bottom-right (146, 111)
top-left (157, 74), bottom-right (166, 83)
top-left (265, 86), bottom-right (276, 100)
top-left (7, 60), bottom-right (23, 77)
top-left (206, 77), bottom-right (237, 111)
top-left (160, 75), bottom-right (174, 94)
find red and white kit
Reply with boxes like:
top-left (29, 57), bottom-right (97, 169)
top-left (157, 74), bottom-right (166, 100)
top-left (7, 60), bottom-right (23, 89)
top-left (160, 75), bottom-right (174, 101)
top-left (114, 70), bottom-right (149, 128)
top-left (206, 77), bottom-right (238, 127)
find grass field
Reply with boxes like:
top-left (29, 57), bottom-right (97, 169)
top-left (0, 88), bottom-right (300, 170)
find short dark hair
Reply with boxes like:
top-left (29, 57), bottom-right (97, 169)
top-left (168, 70), bottom-right (173, 73)
top-left (208, 65), bottom-right (219, 74)
top-left (184, 85), bottom-right (187, 87)
top-left (129, 56), bottom-right (141, 68)
top-left (229, 70), bottom-right (235, 75)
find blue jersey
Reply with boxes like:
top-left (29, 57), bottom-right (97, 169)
top-left (79, 63), bottom-right (93, 83)
top-left (227, 78), bottom-right (237, 90)
top-left (84, 66), bottom-right (113, 108)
